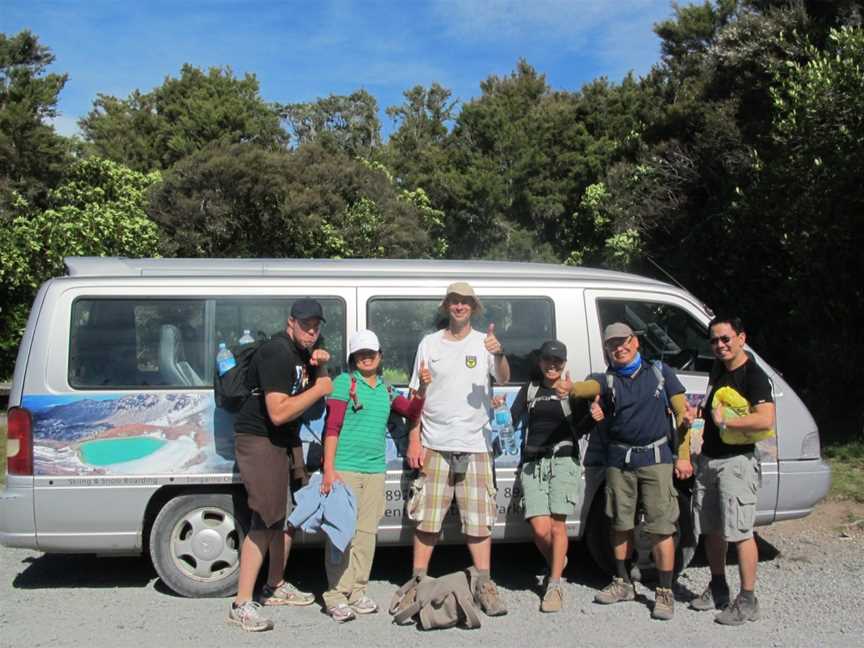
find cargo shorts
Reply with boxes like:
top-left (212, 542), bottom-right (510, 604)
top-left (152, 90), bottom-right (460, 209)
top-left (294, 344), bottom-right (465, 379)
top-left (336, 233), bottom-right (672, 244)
top-left (407, 449), bottom-right (498, 538)
top-left (693, 452), bottom-right (760, 542)
top-left (520, 455), bottom-right (583, 519)
top-left (605, 463), bottom-right (679, 536)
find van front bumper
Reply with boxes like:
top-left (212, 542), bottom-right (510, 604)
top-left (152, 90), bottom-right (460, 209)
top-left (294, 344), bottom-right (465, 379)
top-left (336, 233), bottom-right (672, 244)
top-left (775, 458), bottom-right (832, 521)
top-left (0, 476), bottom-right (37, 549)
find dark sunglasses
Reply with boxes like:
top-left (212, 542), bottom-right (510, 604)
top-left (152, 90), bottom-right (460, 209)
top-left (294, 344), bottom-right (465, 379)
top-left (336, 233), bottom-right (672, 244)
top-left (709, 335), bottom-right (734, 346)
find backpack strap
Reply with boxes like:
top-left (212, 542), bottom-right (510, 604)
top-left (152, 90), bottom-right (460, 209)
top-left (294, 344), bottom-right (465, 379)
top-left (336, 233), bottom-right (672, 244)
top-left (651, 360), bottom-right (667, 404)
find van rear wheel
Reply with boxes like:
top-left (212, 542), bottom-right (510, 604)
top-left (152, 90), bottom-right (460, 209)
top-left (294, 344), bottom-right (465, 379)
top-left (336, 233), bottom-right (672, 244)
top-left (149, 493), bottom-right (244, 598)
top-left (585, 487), bottom-right (695, 580)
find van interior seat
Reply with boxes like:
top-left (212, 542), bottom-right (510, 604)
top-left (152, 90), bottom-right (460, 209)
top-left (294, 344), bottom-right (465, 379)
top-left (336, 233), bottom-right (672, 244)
top-left (159, 324), bottom-right (205, 387)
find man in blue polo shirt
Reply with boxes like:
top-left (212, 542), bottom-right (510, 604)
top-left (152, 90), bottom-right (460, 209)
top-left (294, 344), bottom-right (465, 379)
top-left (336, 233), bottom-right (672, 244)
top-left (565, 322), bottom-right (691, 620)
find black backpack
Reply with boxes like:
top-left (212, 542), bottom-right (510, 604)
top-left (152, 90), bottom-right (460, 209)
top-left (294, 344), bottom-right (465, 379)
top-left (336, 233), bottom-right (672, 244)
top-left (214, 339), bottom-right (267, 412)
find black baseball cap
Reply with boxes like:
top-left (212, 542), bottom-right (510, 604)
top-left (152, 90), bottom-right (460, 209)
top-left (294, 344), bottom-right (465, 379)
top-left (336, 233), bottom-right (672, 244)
top-left (290, 298), bottom-right (326, 322)
top-left (539, 340), bottom-right (567, 361)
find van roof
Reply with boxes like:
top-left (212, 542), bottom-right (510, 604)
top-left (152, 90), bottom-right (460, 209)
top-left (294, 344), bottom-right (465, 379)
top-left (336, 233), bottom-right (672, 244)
top-left (63, 256), bottom-right (671, 287)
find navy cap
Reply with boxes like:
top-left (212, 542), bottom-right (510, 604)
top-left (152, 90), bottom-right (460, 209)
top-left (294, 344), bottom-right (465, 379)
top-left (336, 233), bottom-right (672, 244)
top-left (539, 340), bottom-right (567, 361)
top-left (291, 298), bottom-right (326, 322)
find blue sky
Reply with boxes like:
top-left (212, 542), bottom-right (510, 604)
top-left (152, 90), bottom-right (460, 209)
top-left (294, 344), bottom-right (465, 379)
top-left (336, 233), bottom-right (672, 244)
top-left (3, 1), bottom-right (691, 138)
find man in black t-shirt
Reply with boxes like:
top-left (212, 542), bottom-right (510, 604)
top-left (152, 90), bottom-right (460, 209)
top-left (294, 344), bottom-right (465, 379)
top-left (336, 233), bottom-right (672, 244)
top-left (684, 316), bottom-right (775, 626)
top-left (228, 298), bottom-right (333, 632)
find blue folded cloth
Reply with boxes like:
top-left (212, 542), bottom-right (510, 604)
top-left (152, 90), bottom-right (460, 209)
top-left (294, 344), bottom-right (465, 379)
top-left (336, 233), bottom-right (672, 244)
top-left (287, 472), bottom-right (357, 560)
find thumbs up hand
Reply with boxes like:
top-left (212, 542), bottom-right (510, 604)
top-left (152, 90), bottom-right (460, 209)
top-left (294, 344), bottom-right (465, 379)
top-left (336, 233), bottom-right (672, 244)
top-left (417, 360), bottom-right (432, 395)
top-left (590, 394), bottom-right (605, 422)
top-left (553, 370), bottom-right (573, 399)
top-left (484, 322), bottom-right (503, 355)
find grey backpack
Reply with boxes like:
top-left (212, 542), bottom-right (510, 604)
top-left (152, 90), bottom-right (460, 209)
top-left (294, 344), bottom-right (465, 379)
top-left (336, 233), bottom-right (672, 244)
top-left (389, 568), bottom-right (482, 630)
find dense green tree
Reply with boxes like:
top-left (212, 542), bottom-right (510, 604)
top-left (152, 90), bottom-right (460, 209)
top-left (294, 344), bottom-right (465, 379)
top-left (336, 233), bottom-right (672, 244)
top-left (148, 142), bottom-right (441, 259)
top-left (79, 64), bottom-right (286, 172)
top-left (0, 30), bottom-right (70, 210)
top-left (280, 90), bottom-right (381, 158)
top-left (0, 157), bottom-right (160, 375)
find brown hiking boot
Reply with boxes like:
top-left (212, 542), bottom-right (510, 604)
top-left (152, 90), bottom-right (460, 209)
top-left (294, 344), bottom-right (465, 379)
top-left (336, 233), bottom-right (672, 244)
top-left (651, 587), bottom-right (675, 620)
top-left (540, 583), bottom-right (563, 613)
top-left (594, 577), bottom-right (636, 605)
top-left (475, 579), bottom-right (508, 616)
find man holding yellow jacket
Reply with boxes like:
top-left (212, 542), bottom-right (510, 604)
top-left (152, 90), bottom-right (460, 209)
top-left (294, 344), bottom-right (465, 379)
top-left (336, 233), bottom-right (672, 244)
top-left (684, 316), bottom-right (775, 626)
top-left (558, 322), bottom-right (692, 621)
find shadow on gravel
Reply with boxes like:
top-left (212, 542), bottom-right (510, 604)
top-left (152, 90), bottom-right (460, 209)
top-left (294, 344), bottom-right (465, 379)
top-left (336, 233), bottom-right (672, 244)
top-left (12, 554), bottom-right (156, 590)
top-left (683, 531), bottom-right (781, 570)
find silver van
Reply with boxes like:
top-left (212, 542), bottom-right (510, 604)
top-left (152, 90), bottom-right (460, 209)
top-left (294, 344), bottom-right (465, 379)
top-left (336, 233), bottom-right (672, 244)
top-left (1, 257), bottom-right (831, 597)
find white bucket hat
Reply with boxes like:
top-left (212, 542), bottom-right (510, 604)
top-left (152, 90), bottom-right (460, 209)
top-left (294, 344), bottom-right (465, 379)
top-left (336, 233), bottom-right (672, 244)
top-left (348, 329), bottom-right (381, 355)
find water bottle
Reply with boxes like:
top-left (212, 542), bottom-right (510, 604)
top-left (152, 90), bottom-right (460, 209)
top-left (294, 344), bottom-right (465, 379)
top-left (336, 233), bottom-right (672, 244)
top-left (494, 403), bottom-right (517, 455)
top-left (238, 329), bottom-right (254, 345)
top-left (689, 417), bottom-right (705, 456)
top-left (216, 342), bottom-right (236, 376)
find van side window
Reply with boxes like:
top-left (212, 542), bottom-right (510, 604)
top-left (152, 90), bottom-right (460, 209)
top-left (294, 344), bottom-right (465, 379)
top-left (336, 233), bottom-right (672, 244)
top-left (597, 299), bottom-right (712, 373)
top-left (215, 298), bottom-right (347, 376)
top-left (70, 299), bottom-right (207, 388)
top-left (367, 297), bottom-right (555, 384)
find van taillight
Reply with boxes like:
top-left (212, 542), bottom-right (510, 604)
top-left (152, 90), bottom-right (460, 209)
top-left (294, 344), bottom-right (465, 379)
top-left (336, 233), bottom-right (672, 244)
top-left (7, 407), bottom-right (33, 476)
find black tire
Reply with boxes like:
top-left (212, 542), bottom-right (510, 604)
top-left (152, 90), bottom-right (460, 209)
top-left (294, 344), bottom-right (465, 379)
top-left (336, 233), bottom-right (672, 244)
top-left (149, 493), bottom-right (245, 598)
top-left (585, 487), bottom-right (696, 579)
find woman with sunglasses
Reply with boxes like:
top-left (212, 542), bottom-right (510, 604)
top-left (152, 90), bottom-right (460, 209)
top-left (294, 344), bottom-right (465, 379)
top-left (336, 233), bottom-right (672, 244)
top-left (510, 339), bottom-right (587, 614)
top-left (319, 329), bottom-right (431, 623)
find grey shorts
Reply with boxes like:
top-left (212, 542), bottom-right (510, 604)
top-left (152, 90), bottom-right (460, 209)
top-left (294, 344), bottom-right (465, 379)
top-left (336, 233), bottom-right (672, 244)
top-left (693, 453), bottom-right (760, 542)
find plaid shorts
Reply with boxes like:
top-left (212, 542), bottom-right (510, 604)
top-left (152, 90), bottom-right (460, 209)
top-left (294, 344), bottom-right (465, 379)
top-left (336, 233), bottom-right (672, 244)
top-left (407, 449), bottom-right (498, 538)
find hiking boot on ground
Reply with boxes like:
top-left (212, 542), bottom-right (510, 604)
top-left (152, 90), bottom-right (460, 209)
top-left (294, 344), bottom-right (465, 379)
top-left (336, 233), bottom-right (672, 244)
top-left (594, 577), bottom-right (636, 605)
top-left (227, 601), bottom-right (274, 632)
top-left (715, 594), bottom-right (760, 626)
top-left (690, 584), bottom-right (730, 611)
top-left (258, 580), bottom-right (315, 606)
top-left (327, 603), bottom-right (356, 623)
top-left (475, 580), bottom-right (508, 616)
top-left (349, 595), bottom-right (379, 615)
top-left (540, 583), bottom-right (564, 613)
top-left (651, 587), bottom-right (675, 620)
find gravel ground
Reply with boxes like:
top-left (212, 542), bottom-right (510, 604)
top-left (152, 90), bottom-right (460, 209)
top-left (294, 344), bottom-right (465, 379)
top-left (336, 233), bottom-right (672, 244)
top-left (1, 501), bottom-right (862, 648)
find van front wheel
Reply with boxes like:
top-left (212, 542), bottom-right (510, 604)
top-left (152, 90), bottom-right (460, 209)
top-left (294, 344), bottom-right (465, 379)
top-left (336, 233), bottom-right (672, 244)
top-left (149, 493), bottom-right (244, 598)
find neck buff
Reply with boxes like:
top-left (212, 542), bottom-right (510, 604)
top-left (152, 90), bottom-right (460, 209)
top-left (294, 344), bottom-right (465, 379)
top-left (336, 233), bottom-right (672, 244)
top-left (612, 353), bottom-right (642, 377)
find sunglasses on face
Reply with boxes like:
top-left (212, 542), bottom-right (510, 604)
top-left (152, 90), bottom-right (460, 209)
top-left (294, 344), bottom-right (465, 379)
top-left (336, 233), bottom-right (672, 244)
top-left (709, 335), bottom-right (734, 346)
top-left (604, 335), bottom-right (632, 351)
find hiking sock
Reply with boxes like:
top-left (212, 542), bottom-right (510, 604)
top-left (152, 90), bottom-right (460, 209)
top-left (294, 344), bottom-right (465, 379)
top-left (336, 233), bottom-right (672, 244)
top-left (412, 567), bottom-right (427, 580)
top-left (475, 569), bottom-right (492, 586)
top-left (658, 570), bottom-right (673, 590)
top-left (615, 559), bottom-right (632, 583)
top-left (739, 589), bottom-right (756, 605)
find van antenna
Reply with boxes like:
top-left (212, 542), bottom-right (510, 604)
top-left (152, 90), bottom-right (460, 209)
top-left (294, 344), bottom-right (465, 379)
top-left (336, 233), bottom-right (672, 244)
top-left (645, 256), bottom-right (687, 291)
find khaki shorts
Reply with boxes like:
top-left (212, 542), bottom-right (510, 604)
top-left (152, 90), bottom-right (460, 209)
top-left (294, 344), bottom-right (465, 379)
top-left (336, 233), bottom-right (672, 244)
top-left (520, 456), bottom-right (582, 519)
top-left (408, 449), bottom-right (497, 538)
top-left (605, 463), bottom-right (678, 536)
top-left (693, 453), bottom-right (760, 542)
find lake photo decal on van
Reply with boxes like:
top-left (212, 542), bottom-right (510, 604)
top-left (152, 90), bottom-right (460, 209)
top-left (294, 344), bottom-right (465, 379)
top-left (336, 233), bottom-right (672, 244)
top-left (25, 393), bottom-right (236, 476)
